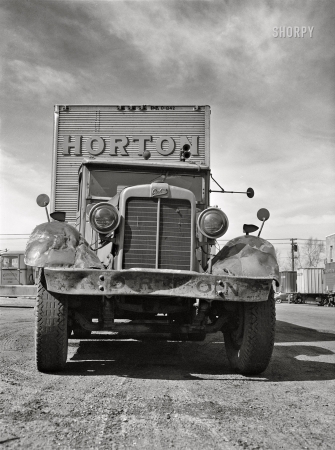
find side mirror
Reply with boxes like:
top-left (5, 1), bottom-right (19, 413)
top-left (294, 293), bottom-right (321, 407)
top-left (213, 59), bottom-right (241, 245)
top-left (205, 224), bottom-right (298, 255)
top-left (257, 208), bottom-right (270, 237)
top-left (257, 208), bottom-right (270, 221)
top-left (246, 188), bottom-right (254, 198)
top-left (36, 194), bottom-right (50, 207)
top-left (36, 194), bottom-right (50, 222)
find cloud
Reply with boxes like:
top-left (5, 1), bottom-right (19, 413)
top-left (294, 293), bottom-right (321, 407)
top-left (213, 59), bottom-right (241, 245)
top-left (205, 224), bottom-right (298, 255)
top-left (278, 214), bottom-right (335, 225)
top-left (0, 148), bottom-right (50, 235)
top-left (98, 2), bottom-right (286, 93)
top-left (92, 0), bottom-right (334, 106)
top-left (3, 1), bottom-right (334, 110)
top-left (0, 0), bottom-right (334, 244)
top-left (6, 60), bottom-right (77, 100)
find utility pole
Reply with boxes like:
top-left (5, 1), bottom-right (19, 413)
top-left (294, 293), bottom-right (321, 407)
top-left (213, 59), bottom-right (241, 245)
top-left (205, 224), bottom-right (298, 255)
top-left (291, 238), bottom-right (298, 271)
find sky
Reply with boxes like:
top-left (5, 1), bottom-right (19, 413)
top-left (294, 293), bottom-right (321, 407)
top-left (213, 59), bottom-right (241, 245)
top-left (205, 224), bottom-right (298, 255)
top-left (0, 0), bottom-right (334, 256)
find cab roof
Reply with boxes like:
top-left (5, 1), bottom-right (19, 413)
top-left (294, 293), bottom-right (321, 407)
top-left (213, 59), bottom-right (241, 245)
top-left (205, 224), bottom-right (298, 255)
top-left (80, 158), bottom-right (210, 173)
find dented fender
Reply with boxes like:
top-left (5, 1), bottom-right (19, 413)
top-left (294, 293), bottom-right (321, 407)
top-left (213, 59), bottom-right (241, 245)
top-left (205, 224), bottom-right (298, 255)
top-left (211, 235), bottom-right (279, 286)
top-left (24, 222), bottom-right (103, 269)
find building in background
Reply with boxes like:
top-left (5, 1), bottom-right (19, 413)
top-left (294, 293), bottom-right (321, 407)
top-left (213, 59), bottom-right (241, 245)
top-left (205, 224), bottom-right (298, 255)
top-left (326, 233), bottom-right (335, 263)
top-left (325, 233), bottom-right (335, 291)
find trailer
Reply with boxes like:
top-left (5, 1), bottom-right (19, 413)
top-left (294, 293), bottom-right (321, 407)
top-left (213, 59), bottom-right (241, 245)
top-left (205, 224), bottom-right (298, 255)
top-left (278, 271), bottom-right (297, 293)
top-left (297, 268), bottom-right (325, 300)
top-left (276, 268), bottom-right (326, 303)
top-left (0, 251), bottom-right (36, 297)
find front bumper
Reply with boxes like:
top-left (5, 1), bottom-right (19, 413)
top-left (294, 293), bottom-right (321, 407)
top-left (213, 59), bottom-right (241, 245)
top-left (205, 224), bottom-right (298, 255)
top-left (44, 268), bottom-right (273, 302)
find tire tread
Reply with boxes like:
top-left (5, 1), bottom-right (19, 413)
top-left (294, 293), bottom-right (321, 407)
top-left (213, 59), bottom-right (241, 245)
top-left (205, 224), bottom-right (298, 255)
top-left (224, 288), bottom-right (276, 375)
top-left (35, 270), bottom-right (68, 372)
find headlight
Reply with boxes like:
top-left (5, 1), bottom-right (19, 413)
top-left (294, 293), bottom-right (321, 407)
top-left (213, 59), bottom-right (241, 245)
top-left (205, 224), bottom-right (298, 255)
top-left (89, 203), bottom-right (120, 234)
top-left (197, 207), bottom-right (229, 239)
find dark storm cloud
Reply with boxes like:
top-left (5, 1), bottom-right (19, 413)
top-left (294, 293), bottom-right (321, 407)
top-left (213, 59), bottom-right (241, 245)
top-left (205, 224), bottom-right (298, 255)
top-left (0, 0), bottom-right (334, 241)
top-left (1, 0), bottom-right (151, 97)
top-left (2, 0), bottom-right (334, 109)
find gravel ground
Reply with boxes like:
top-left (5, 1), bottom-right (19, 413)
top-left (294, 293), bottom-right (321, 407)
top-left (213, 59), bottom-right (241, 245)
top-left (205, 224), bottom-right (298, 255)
top-left (0, 300), bottom-right (334, 449)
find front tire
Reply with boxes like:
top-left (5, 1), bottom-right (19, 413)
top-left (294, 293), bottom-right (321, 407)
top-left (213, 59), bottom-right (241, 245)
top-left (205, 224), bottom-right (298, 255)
top-left (35, 270), bottom-right (68, 372)
top-left (224, 288), bottom-right (276, 375)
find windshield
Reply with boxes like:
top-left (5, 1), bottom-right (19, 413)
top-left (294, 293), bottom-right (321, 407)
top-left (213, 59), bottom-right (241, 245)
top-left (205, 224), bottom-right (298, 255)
top-left (1, 256), bottom-right (19, 269)
top-left (89, 170), bottom-right (205, 202)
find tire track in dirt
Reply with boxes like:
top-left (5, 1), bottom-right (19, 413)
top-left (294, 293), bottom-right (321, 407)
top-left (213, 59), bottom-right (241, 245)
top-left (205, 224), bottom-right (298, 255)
top-left (1, 304), bottom-right (335, 449)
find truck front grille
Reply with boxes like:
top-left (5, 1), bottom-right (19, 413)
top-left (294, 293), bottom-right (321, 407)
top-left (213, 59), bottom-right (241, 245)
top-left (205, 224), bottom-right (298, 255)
top-left (123, 198), bottom-right (191, 270)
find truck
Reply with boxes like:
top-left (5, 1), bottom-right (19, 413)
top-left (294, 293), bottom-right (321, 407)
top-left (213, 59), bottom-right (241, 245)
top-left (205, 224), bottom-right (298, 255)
top-left (25, 105), bottom-right (279, 375)
top-left (275, 269), bottom-right (326, 304)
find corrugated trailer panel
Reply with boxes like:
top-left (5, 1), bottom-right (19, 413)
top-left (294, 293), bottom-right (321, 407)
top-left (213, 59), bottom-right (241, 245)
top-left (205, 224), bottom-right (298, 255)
top-left (325, 262), bottom-right (335, 292)
top-left (52, 105), bottom-right (210, 222)
top-left (296, 268), bottom-right (325, 294)
top-left (279, 271), bottom-right (297, 293)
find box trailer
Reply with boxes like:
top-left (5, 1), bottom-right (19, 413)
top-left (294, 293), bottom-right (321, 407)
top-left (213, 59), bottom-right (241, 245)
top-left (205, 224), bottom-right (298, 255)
top-left (0, 251), bottom-right (35, 285)
top-left (279, 271), bottom-right (297, 294)
top-left (0, 251), bottom-right (36, 297)
top-left (276, 268), bottom-right (326, 303)
top-left (297, 268), bottom-right (325, 295)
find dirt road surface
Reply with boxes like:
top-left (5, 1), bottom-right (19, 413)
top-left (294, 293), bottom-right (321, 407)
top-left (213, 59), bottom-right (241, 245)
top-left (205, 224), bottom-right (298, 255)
top-left (1, 299), bottom-right (334, 449)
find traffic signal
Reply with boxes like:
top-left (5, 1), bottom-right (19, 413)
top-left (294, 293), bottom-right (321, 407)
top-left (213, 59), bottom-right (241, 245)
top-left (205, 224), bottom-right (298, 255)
top-left (293, 244), bottom-right (298, 252)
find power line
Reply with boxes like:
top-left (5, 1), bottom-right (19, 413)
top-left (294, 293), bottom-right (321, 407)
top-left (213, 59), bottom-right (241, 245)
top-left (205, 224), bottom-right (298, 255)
top-left (260, 238), bottom-right (296, 241)
top-left (217, 238), bottom-right (325, 242)
top-left (258, 238), bottom-right (325, 242)
top-left (296, 238), bottom-right (325, 242)
top-left (269, 243), bottom-right (295, 245)
top-left (0, 238), bottom-right (29, 240)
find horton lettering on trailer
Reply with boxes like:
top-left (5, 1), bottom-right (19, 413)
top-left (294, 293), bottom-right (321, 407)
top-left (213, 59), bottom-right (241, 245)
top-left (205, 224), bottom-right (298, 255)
top-left (62, 135), bottom-right (200, 157)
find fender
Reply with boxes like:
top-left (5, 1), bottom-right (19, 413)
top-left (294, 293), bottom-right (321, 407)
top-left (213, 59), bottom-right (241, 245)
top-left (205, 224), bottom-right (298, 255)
top-left (211, 235), bottom-right (279, 285)
top-left (24, 222), bottom-right (104, 269)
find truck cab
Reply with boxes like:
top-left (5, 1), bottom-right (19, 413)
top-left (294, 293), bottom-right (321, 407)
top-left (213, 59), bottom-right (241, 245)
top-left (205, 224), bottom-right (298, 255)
top-left (80, 159), bottom-right (211, 272)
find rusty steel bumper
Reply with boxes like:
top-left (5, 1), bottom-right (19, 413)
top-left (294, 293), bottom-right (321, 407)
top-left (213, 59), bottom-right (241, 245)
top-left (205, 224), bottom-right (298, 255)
top-left (44, 268), bottom-right (273, 302)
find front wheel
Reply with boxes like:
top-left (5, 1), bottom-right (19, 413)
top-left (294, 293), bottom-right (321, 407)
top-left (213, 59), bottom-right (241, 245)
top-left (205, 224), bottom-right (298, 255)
top-left (223, 288), bottom-right (276, 375)
top-left (35, 270), bottom-right (68, 372)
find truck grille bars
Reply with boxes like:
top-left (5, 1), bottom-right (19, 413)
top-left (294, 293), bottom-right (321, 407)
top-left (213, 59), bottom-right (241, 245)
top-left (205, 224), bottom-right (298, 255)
top-left (123, 198), bottom-right (191, 270)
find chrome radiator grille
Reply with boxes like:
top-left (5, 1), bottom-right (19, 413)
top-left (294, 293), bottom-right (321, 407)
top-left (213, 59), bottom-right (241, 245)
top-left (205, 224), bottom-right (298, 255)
top-left (123, 198), bottom-right (191, 270)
